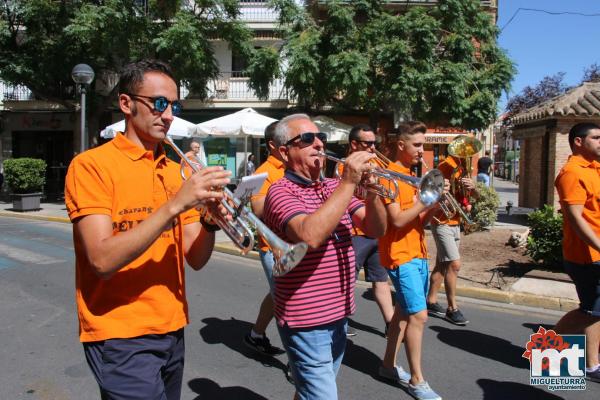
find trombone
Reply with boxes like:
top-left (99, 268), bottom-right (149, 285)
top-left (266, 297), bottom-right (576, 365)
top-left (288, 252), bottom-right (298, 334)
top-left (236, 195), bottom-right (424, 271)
top-left (164, 136), bottom-right (308, 276)
top-left (319, 151), bottom-right (444, 206)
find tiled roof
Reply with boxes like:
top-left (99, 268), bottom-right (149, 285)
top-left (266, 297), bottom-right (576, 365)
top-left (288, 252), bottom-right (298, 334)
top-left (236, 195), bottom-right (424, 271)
top-left (511, 82), bottom-right (600, 125)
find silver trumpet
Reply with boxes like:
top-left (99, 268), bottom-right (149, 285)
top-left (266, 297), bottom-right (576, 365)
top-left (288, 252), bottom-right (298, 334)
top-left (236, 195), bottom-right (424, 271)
top-left (319, 151), bottom-right (444, 205)
top-left (164, 136), bottom-right (308, 276)
top-left (318, 151), bottom-right (399, 200)
top-left (382, 166), bottom-right (445, 206)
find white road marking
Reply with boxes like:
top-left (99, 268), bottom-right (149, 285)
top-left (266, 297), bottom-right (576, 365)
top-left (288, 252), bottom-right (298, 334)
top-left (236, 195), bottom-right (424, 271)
top-left (0, 243), bottom-right (62, 265)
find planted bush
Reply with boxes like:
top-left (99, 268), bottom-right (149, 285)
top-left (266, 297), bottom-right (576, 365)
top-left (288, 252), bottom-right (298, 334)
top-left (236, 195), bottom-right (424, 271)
top-left (525, 205), bottom-right (563, 269)
top-left (4, 158), bottom-right (47, 194)
top-left (470, 183), bottom-right (500, 230)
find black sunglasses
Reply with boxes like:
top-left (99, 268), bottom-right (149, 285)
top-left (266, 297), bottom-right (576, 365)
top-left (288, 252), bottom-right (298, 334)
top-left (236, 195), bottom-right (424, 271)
top-left (354, 140), bottom-right (377, 147)
top-left (127, 94), bottom-right (183, 116)
top-left (285, 132), bottom-right (328, 146)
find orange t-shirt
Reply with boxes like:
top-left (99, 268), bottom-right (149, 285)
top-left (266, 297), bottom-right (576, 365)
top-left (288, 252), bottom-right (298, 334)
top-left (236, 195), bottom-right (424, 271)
top-left (65, 133), bottom-right (199, 342)
top-left (433, 157), bottom-right (462, 226)
top-left (251, 155), bottom-right (285, 251)
top-left (336, 161), bottom-right (366, 236)
top-left (555, 154), bottom-right (600, 264)
top-left (378, 161), bottom-right (427, 268)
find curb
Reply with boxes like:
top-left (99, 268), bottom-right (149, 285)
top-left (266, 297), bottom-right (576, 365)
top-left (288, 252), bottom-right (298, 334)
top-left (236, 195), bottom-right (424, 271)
top-left (214, 243), bottom-right (260, 261)
top-left (453, 286), bottom-right (577, 313)
top-left (213, 242), bottom-right (577, 314)
top-left (0, 211), bottom-right (576, 314)
top-left (0, 211), bottom-right (70, 224)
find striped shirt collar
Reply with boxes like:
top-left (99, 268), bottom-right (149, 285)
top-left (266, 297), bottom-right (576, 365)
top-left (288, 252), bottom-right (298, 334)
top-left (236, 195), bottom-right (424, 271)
top-left (284, 169), bottom-right (324, 186)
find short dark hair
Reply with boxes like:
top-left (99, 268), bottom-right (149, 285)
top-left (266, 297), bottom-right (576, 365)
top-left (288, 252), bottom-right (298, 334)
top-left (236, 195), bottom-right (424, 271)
top-left (568, 122), bottom-right (600, 149)
top-left (264, 121), bottom-right (278, 143)
top-left (118, 59), bottom-right (176, 95)
top-left (398, 121), bottom-right (427, 138)
top-left (349, 124), bottom-right (374, 142)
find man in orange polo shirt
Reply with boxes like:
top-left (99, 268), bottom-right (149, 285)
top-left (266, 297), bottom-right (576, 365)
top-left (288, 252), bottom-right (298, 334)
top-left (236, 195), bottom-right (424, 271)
top-left (554, 122), bottom-right (600, 383)
top-left (426, 154), bottom-right (476, 326)
top-left (243, 121), bottom-right (286, 357)
top-left (65, 59), bottom-right (230, 399)
top-left (378, 122), bottom-right (444, 400)
top-left (345, 124), bottom-right (394, 337)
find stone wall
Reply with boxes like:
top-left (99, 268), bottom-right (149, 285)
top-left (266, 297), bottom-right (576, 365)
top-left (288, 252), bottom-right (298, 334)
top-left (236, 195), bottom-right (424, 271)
top-left (514, 118), bottom-right (600, 209)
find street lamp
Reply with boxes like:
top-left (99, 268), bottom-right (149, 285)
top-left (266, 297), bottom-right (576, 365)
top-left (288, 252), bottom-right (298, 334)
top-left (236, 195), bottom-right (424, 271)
top-left (71, 64), bottom-right (95, 153)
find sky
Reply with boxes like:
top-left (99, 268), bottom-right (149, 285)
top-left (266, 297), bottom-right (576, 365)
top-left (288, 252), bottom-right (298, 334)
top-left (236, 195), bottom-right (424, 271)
top-left (496, 0), bottom-right (600, 111)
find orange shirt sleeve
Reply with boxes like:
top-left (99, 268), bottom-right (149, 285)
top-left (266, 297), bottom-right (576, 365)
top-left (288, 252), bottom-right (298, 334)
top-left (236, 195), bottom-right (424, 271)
top-left (181, 208), bottom-right (201, 225)
top-left (65, 154), bottom-right (113, 220)
top-left (556, 169), bottom-right (588, 205)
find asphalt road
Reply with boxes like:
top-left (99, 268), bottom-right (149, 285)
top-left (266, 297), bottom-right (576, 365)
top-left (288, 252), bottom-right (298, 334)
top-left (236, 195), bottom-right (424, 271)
top-left (0, 216), bottom-right (598, 400)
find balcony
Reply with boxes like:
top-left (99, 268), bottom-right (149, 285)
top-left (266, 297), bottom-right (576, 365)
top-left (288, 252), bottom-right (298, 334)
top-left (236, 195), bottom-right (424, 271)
top-left (1, 82), bottom-right (33, 102)
top-left (182, 71), bottom-right (288, 102)
top-left (239, 2), bottom-right (279, 23)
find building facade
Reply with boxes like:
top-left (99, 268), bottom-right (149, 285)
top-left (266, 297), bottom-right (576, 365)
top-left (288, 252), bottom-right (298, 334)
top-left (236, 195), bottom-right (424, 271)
top-left (0, 0), bottom-right (498, 197)
top-left (510, 82), bottom-right (600, 209)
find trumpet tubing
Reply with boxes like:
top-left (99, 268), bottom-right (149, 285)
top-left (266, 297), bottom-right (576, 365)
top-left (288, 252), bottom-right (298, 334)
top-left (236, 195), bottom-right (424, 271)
top-left (436, 135), bottom-right (482, 233)
top-left (164, 137), bottom-right (308, 276)
top-left (318, 151), bottom-right (399, 200)
top-left (320, 151), bottom-right (444, 206)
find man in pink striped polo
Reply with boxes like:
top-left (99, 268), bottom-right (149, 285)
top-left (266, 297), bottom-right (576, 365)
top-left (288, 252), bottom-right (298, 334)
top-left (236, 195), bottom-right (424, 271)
top-left (263, 114), bottom-right (387, 399)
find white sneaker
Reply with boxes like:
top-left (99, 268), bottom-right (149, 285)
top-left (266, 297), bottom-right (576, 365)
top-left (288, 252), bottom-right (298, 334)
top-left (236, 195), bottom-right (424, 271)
top-left (378, 365), bottom-right (410, 385)
top-left (408, 381), bottom-right (442, 400)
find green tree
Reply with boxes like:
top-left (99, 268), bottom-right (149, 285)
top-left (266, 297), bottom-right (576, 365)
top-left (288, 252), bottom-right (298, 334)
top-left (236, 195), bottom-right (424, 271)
top-left (0, 0), bottom-right (258, 136)
top-left (251, 0), bottom-right (514, 129)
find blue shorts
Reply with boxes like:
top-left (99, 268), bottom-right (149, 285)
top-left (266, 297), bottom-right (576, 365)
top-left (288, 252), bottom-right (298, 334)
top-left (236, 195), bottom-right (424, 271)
top-left (83, 329), bottom-right (185, 400)
top-left (277, 319), bottom-right (347, 400)
top-left (387, 258), bottom-right (429, 314)
top-left (564, 261), bottom-right (600, 317)
top-left (477, 173), bottom-right (490, 187)
top-left (352, 236), bottom-right (389, 283)
top-left (259, 249), bottom-right (275, 294)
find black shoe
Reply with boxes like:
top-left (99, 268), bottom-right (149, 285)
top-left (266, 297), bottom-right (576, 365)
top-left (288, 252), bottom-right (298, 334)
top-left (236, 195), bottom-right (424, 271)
top-left (346, 326), bottom-right (358, 337)
top-left (445, 308), bottom-right (469, 326)
top-left (426, 302), bottom-right (446, 318)
top-left (285, 363), bottom-right (295, 385)
top-left (243, 333), bottom-right (285, 356)
top-left (285, 363), bottom-right (294, 384)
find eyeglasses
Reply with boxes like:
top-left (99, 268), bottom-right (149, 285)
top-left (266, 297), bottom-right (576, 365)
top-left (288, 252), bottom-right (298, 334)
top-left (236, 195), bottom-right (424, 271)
top-left (354, 140), bottom-right (377, 147)
top-left (127, 94), bottom-right (183, 116)
top-left (285, 132), bottom-right (328, 147)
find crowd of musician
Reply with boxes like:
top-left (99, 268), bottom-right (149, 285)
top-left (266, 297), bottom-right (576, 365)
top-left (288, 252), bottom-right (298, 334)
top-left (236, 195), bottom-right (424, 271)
top-left (64, 59), bottom-right (600, 399)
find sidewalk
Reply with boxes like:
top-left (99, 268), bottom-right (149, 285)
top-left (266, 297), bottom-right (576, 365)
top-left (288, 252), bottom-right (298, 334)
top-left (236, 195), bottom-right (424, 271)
top-left (491, 176), bottom-right (532, 229)
top-left (0, 187), bottom-right (577, 314)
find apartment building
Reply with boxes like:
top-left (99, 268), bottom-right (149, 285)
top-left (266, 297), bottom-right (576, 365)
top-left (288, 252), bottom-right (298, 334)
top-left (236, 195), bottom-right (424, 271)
top-left (0, 0), bottom-right (498, 197)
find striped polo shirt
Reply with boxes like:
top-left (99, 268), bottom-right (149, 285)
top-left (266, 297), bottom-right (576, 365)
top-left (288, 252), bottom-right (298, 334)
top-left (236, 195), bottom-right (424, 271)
top-left (264, 170), bottom-right (364, 328)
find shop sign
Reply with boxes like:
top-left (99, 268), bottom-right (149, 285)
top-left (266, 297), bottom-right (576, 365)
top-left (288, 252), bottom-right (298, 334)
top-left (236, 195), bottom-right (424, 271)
top-left (425, 133), bottom-right (461, 144)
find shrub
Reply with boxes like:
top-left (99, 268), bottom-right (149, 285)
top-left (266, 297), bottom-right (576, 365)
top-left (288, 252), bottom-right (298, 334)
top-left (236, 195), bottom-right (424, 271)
top-left (470, 183), bottom-right (500, 230)
top-left (525, 205), bottom-right (563, 269)
top-left (3, 158), bottom-right (47, 194)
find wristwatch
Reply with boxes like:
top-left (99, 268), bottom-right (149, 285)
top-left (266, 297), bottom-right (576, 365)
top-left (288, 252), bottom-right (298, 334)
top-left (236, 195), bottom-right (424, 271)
top-left (200, 216), bottom-right (220, 232)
